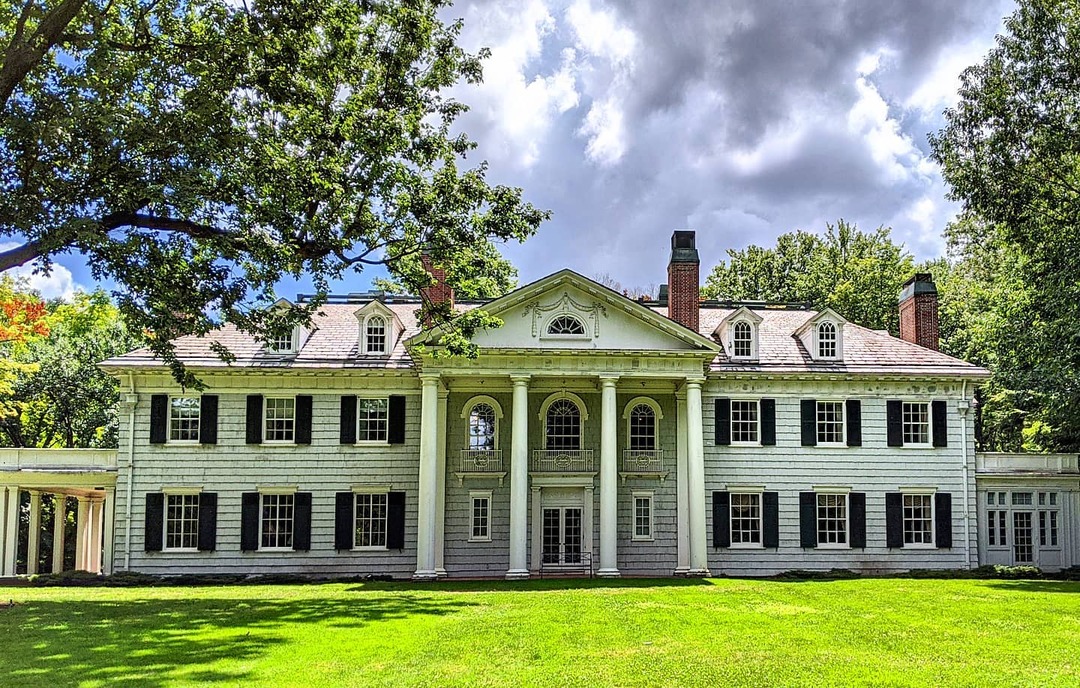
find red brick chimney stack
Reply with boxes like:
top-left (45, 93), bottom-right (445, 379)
top-left (667, 230), bottom-right (700, 332)
top-left (420, 253), bottom-right (454, 325)
top-left (898, 273), bottom-right (939, 351)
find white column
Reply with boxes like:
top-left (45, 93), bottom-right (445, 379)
top-left (1, 486), bottom-right (19, 577)
top-left (507, 374), bottom-right (530, 580)
top-left (686, 378), bottom-right (710, 576)
top-left (414, 373), bottom-right (440, 580)
top-left (598, 375), bottom-right (620, 577)
top-left (27, 491), bottom-right (41, 575)
top-left (103, 488), bottom-right (115, 575)
top-left (435, 389), bottom-right (448, 577)
top-left (52, 494), bottom-right (66, 574)
top-left (674, 392), bottom-right (690, 575)
top-left (75, 496), bottom-right (90, 572)
top-left (89, 500), bottom-right (104, 573)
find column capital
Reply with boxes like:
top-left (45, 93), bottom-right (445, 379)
top-left (509, 374), bottom-right (531, 386)
top-left (683, 376), bottom-right (706, 389)
top-left (419, 372), bottom-right (441, 385)
top-left (598, 374), bottom-right (620, 387)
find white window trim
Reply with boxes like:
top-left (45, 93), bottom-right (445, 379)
top-left (262, 395), bottom-right (297, 445)
top-left (814, 320), bottom-right (842, 361)
top-left (539, 313), bottom-right (590, 340)
top-left (162, 490), bottom-right (201, 553)
top-left (257, 491), bottom-right (297, 552)
top-left (469, 490), bottom-right (493, 543)
top-left (355, 396), bottom-right (391, 446)
top-left (900, 400), bottom-right (933, 449)
top-left (352, 489), bottom-right (390, 551)
top-left (359, 314), bottom-right (390, 356)
top-left (632, 491), bottom-right (654, 542)
top-left (623, 397), bottom-right (662, 451)
top-left (729, 489), bottom-right (764, 549)
top-left (901, 491), bottom-right (936, 549)
top-left (729, 399), bottom-right (761, 447)
top-left (815, 491), bottom-right (850, 550)
top-left (815, 399), bottom-right (846, 447)
top-left (461, 395), bottom-right (503, 450)
top-left (166, 395), bottom-right (202, 445)
top-left (729, 319), bottom-right (757, 360)
top-left (267, 327), bottom-right (300, 355)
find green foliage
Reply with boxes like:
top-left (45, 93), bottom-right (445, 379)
top-left (931, 0), bottom-right (1080, 451)
top-left (0, 0), bottom-right (548, 384)
top-left (371, 241), bottom-right (519, 299)
top-left (703, 220), bottom-right (914, 333)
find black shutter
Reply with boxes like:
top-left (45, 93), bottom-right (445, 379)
top-left (240, 492), bottom-right (260, 551)
top-left (293, 492), bottom-right (312, 551)
top-left (197, 492), bottom-right (217, 551)
top-left (712, 491), bottom-right (730, 548)
top-left (388, 395), bottom-right (406, 444)
top-left (800, 399), bottom-right (817, 446)
top-left (246, 395), bottom-right (263, 444)
top-left (199, 395), bottom-right (219, 445)
top-left (386, 491), bottom-right (406, 549)
top-left (149, 395), bottom-right (168, 444)
top-left (935, 492), bottom-right (953, 548)
top-left (849, 492), bottom-right (866, 548)
top-left (335, 492), bottom-right (354, 550)
top-left (762, 492), bottom-right (779, 548)
top-left (886, 400), bottom-right (903, 447)
top-left (799, 492), bottom-right (817, 548)
top-left (340, 395), bottom-right (357, 444)
top-left (932, 400), bottom-right (948, 447)
top-left (295, 395), bottom-right (313, 445)
top-left (885, 493), bottom-right (904, 548)
top-left (845, 400), bottom-right (862, 447)
top-left (144, 493), bottom-right (164, 551)
top-left (714, 398), bottom-right (731, 445)
top-left (760, 399), bottom-right (776, 446)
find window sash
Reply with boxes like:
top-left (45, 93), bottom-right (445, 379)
top-left (168, 397), bottom-right (201, 442)
top-left (902, 402), bottom-right (930, 445)
top-left (633, 495), bottom-right (653, 539)
top-left (468, 404), bottom-right (497, 451)
top-left (365, 317), bottom-right (387, 354)
top-left (628, 404), bottom-right (657, 452)
top-left (730, 400), bottom-right (759, 444)
top-left (816, 493), bottom-right (848, 546)
top-left (268, 330), bottom-right (297, 353)
top-left (261, 493), bottom-right (295, 549)
top-left (732, 322), bottom-right (753, 358)
top-left (357, 398), bottom-right (389, 442)
top-left (470, 494), bottom-right (491, 541)
top-left (264, 397), bottom-right (296, 442)
top-left (902, 494), bottom-right (934, 546)
top-left (816, 401), bottom-right (844, 444)
top-left (545, 400), bottom-right (581, 451)
top-left (354, 493), bottom-right (388, 548)
top-left (730, 493), bottom-right (761, 545)
top-left (817, 322), bottom-right (837, 358)
top-left (164, 494), bottom-right (200, 550)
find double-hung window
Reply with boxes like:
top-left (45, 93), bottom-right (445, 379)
top-left (816, 493), bottom-right (848, 547)
top-left (169, 397), bottom-right (201, 442)
top-left (902, 494), bottom-right (934, 546)
top-left (816, 401), bottom-right (844, 445)
top-left (732, 321), bottom-right (753, 358)
top-left (730, 493), bottom-right (762, 546)
top-left (730, 400), bottom-right (759, 444)
top-left (986, 491), bottom-right (1008, 547)
top-left (628, 403), bottom-right (657, 452)
top-left (357, 398), bottom-right (389, 442)
top-left (902, 402), bottom-right (931, 445)
top-left (633, 492), bottom-right (653, 541)
top-left (264, 397), bottom-right (296, 443)
top-left (365, 316), bottom-right (387, 355)
top-left (164, 493), bottom-right (200, 550)
top-left (1038, 491), bottom-right (1059, 548)
top-left (261, 493), bottom-right (295, 550)
top-left (470, 491), bottom-right (491, 542)
top-left (354, 492), bottom-right (389, 549)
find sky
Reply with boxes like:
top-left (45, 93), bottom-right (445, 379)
top-left (15, 0), bottom-right (1017, 300)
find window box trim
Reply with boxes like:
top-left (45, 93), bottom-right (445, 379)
top-left (161, 546), bottom-right (200, 554)
top-left (632, 490), bottom-right (655, 542)
top-left (469, 490), bottom-right (493, 543)
top-left (351, 545), bottom-right (389, 552)
top-left (256, 547), bottom-right (296, 553)
top-left (728, 541), bottom-right (764, 550)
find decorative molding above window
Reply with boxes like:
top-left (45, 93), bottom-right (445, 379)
top-left (714, 306), bottom-right (762, 360)
top-left (794, 308), bottom-right (847, 362)
top-left (523, 291), bottom-right (608, 338)
top-left (354, 300), bottom-right (402, 356)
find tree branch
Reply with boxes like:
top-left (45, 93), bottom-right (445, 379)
top-left (0, 0), bottom-right (90, 109)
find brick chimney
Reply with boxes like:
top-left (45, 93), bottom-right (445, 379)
top-left (420, 253), bottom-right (454, 325)
top-left (667, 230), bottom-right (699, 331)
top-left (898, 273), bottom-right (939, 351)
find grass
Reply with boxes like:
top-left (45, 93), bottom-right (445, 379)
top-left (1, 577), bottom-right (1078, 687)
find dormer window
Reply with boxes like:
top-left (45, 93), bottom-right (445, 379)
top-left (268, 328), bottom-right (299, 354)
top-left (355, 301), bottom-right (399, 357)
top-left (547, 315), bottom-right (586, 336)
top-left (817, 321), bottom-right (837, 359)
top-left (365, 315), bottom-right (387, 355)
top-left (732, 321), bottom-right (753, 359)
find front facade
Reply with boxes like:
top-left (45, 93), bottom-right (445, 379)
top-left (5, 231), bottom-right (1073, 579)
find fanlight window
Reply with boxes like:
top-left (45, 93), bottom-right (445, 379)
top-left (468, 403), bottom-right (497, 451)
top-left (366, 316), bottom-right (387, 355)
top-left (628, 403), bottom-right (656, 452)
top-left (817, 321), bottom-right (837, 358)
top-left (732, 321), bottom-right (753, 358)
top-left (545, 399), bottom-right (581, 451)
top-left (547, 315), bottom-right (587, 336)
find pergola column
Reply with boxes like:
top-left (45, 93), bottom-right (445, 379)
top-left (51, 493), bottom-right (66, 574)
top-left (75, 496), bottom-right (90, 571)
top-left (686, 378), bottom-right (710, 576)
top-left (598, 375), bottom-right (620, 577)
top-left (88, 499), bottom-right (104, 573)
top-left (26, 490), bottom-right (41, 575)
top-left (1, 486), bottom-right (19, 577)
top-left (414, 373), bottom-right (440, 580)
top-left (435, 389), bottom-right (448, 577)
top-left (507, 374), bottom-right (530, 580)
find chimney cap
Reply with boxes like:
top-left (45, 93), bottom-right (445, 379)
top-left (658, 283), bottom-right (669, 305)
top-left (899, 272), bottom-right (937, 302)
top-left (669, 230), bottom-right (699, 264)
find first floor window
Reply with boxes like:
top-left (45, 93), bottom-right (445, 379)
top-left (633, 493), bottom-right (653, 540)
top-left (169, 397), bottom-right (201, 442)
top-left (730, 493), bottom-right (761, 545)
top-left (470, 492), bottom-right (491, 541)
top-left (731, 400), bottom-right (759, 444)
top-left (261, 493), bottom-right (295, 549)
top-left (987, 510), bottom-right (1007, 546)
top-left (264, 397), bottom-right (296, 442)
top-left (357, 398), bottom-right (389, 442)
top-left (816, 493), bottom-right (848, 546)
top-left (355, 493), bottom-right (388, 548)
top-left (902, 402), bottom-right (930, 445)
top-left (165, 494), bottom-right (199, 550)
top-left (903, 494), bottom-right (934, 545)
top-left (1039, 492), bottom-right (1059, 547)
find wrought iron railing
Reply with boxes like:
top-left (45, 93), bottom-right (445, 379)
top-left (458, 449), bottom-right (504, 473)
top-left (530, 449), bottom-right (595, 473)
top-left (621, 449), bottom-right (664, 473)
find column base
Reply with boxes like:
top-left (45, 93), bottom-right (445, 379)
top-left (435, 568), bottom-right (447, 578)
top-left (505, 569), bottom-right (530, 581)
top-left (596, 568), bottom-right (621, 578)
top-left (672, 566), bottom-right (691, 577)
top-left (687, 567), bottom-right (711, 578)
top-left (412, 570), bottom-right (439, 581)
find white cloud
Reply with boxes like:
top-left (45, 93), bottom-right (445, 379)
top-left (565, 0), bottom-right (637, 65)
top-left (0, 244), bottom-right (80, 299)
top-left (579, 96), bottom-right (628, 165)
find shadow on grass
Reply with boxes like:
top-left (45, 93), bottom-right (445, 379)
top-left (353, 576), bottom-right (715, 593)
top-left (977, 580), bottom-right (1080, 594)
top-left (0, 593), bottom-right (475, 686)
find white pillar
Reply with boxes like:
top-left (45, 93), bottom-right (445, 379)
top-left (674, 392), bottom-right (690, 575)
top-left (598, 375), bottom-right (620, 577)
top-left (75, 497), bottom-right (90, 571)
top-left (27, 491), bottom-right (41, 575)
top-left (686, 378), bottom-right (710, 576)
top-left (89, 500), bottom-right (104, 573)
top-left (1, 486), bottom-right (19, 577)
top-left (414, 374), bottom-right (440, 580)
top-left (103, 488), bottom-right (115, 575)
top-left (52, 494), bottom-right (66, 574)
top-left (435, 389), bottom-right (448, 577)
top-left (507, 375), bottom-right (530, 580)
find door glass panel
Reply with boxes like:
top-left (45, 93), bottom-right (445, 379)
top-left (563, 508), bottom-right (582, 564)
top-left (542, 509), bottom-right (560, 564)
top-left (1012, 512), bottom-right (1033, 564)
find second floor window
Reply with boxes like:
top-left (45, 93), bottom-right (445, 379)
top-left (365, 316), bottom-right (387, 355)
top-left (817, 321), bottom-right (837, 358)
top-left (903, 402), bottom-right (930, 445)
top-left (816, 401), bottom-right (844, 444)
top-left (169, 397), bottom-right (201, 442)
top-left (468, 403), bottom-right (497, 451)
top-left (730, 400), bottom-right (759, 444)
top-left (732, 321), bottom-right (753, 358)
top-left (545, 399), bottom-right (581, 451)
top-left (357, 398), bottom-right (389, 442)
top-left (628, 403), bottom-right (656, 452)
top-left (264, 397), bottom-right (296, 443)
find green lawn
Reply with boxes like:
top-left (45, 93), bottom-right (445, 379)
top-left (1, 578), bottom-right (1078, 687)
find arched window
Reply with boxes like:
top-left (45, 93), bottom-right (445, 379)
top-left (365, 316), bottom-right (387, 355)
top-left (545, 399), bottom-right (581, 450)
top-left (468, 403), bottom-right (497, 451)
top-left (546, 315), bottom-right (586, 336)
top-left (818, 321), bottom-right (837, 358)
top-left (628, 403), bottom-right (656, 452)
top-left (732, 321), bottom-right (753, 358)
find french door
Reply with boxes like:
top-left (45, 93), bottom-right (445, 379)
top-left (542, 507), bottom-right (583, 565)
top-left (1012, 511), bottom-right (1034, 564)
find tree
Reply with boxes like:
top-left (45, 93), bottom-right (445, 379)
top-left (590, 274), bottom-right (658, 301)
top-left (702, 220), bottom-right (915, 333)
top-left (371, 240), bottom-right (520, 299)
top-left (0, 0), bottom-right (548, 384)
top-left (930, 0), bottom-right (1080, 450)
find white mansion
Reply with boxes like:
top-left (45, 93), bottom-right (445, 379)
top-left (0, 232), bottom-right (1076, 579)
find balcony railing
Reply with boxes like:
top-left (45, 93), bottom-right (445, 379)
top-left (621, 449), bottom-right (664, 474)
top-left (976, 452), bottom-right (1079, 474)
top-left (459, 449), bottom-right (504, 473)
top-left (530, 449), bottom-right (595, 473)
